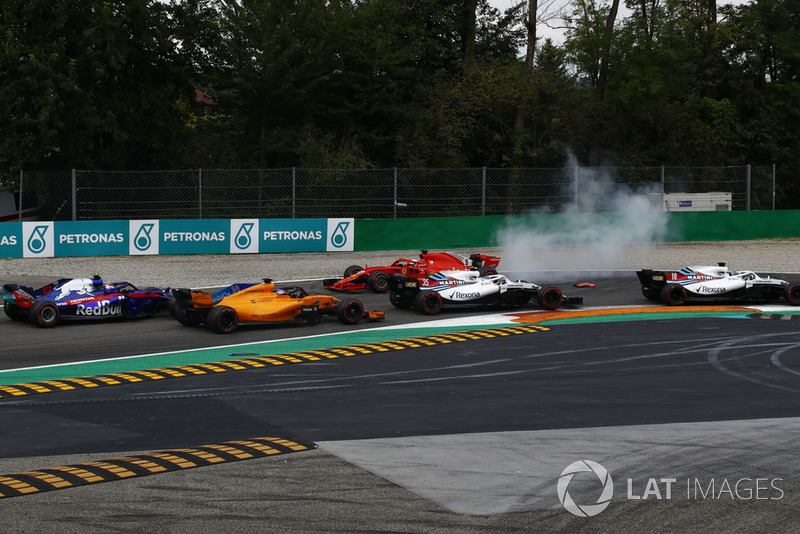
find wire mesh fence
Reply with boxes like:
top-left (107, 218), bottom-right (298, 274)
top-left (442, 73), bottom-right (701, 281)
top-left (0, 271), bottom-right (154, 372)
top-left (2, 165), bottom-right (775, 221)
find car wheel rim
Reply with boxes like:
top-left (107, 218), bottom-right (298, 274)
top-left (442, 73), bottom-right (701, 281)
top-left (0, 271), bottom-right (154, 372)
top-left (41, 306), bottom-right (56, 323)
top-left (346, 303), bottom-right (362, 320)
top-left (425, 294), bottom-right (440, 313)
top-left (220, 310), bottom-right (236, 330)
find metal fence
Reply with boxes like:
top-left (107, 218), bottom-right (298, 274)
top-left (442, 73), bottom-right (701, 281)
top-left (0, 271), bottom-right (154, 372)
top-left (7, 165), bottom-right (776, 221)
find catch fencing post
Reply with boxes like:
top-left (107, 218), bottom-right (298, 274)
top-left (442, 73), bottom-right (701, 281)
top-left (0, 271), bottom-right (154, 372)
top-left (72, 169), bottom-right (77, 220)
top-left (746, 164), bottom-right (751, 211)
top-left (393, 167), bottom-right (398, 219)
top-left (198, 169), bottom-right (203, 219)
top-left (772, 164), bottom-right (776, 210)
top-left (661, 165), bottom-right (665, 210)
top-left (482, 167), bottom-right (486, 216)
top-left (574, 166), bottom-right (579, 211)
top-left (292, 167), bottom-right (296, 218)
top-left (18, 170), bottom-right (23, 222)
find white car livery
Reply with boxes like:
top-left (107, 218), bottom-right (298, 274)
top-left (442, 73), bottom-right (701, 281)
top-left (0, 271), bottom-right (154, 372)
top-left (637, 263), bottom-right (800, 306)
top-left (388, 270), bottom-right (582, 315)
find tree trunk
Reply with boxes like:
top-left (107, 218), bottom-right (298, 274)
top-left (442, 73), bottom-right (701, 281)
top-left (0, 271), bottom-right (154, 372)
top-left (508, 0), bottom-right (538, 214)
top-left (462, 0), bottom-right (477, 60)
top-left (588, 0), bottom-right (620, 167)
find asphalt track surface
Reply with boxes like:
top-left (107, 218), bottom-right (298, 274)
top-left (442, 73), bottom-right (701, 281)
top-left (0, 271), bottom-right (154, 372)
top-left (2, 272), bottom-right (800, 532)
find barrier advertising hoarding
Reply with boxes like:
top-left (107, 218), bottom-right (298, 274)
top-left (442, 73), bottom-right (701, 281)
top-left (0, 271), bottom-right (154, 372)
top-left (0, 218), bottom-right (354, 258)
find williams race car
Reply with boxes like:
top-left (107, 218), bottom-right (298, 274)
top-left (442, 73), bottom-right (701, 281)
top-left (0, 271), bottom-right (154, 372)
top-left (323, 250), bottom-right (501, 293)
top-left (171, 279), bottom-right (385, 333)
top-left (388, 270), bottom-right (582, 314)
top-left (637, 263), bottom-right (800, 306)
top-left (1, 275), bottom-right (171, 327)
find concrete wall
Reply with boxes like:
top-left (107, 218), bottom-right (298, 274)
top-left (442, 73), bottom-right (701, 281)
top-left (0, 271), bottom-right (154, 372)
top-left (354, 211), bottom-right (800, 251)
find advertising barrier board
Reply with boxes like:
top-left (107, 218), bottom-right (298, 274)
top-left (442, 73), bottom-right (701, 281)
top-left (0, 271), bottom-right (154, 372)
top-left (0, 218), bottom-right (354, 258)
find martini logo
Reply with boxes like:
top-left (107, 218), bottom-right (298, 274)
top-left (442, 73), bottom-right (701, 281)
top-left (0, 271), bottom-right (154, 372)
top-left (130, 220), bottom-right (159, 255)
top-left (231, 219), bottom-right (259, 253)
top-left (23, 221), bottom-right (54, 257)
top-left (326, 218), bottom-right (354, 252)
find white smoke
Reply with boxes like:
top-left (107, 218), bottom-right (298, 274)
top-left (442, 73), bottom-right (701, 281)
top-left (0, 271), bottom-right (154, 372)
top-left (498, 155), bottom-right (669, 281)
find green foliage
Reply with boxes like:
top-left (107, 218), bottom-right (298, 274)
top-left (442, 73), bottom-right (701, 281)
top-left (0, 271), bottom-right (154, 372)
top-left (1, 0), bottom-right (799, 206)
top-left (0, 0), bottom-right (194, 182)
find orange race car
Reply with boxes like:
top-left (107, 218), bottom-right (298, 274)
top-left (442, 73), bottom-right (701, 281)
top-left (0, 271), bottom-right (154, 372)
top-left (171, 279), bottom-right (384, 333)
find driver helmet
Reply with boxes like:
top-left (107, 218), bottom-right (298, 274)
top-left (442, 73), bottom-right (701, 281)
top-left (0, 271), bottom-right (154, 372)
top-left (91, 274), bottom-right (104, 291)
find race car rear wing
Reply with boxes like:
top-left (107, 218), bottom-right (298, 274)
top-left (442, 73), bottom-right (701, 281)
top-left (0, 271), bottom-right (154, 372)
top-left (1, 284), bottom-right (36, 308)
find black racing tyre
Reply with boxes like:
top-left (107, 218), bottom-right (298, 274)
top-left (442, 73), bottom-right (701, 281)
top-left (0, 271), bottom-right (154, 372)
top-left (660, 284), bottom-right (687, 306)
top-left (29, 300), bottom-right (60, 328)
top-left (366, 270), bottom-right (390, 293)
top-left (4, 302), bottom-right (28, 321)
top-left (785, 283), bottom-right (800, 306)
top-left (336, 298), bottom-right (365, 325)
top-left (414, 291), bottom-right (443, 315)
top-left (343, 265), bottom-right (363, 278)
top-left (167, 295), bottom-right (178, 318)
top-left (478, 266), bottom-right (498, 277)
top-left (389, 291), bottom-right (411, 309)
top-left (206, 305), bottom-right (239, 333)
top-left (537, 286), bottom-right (563, 310)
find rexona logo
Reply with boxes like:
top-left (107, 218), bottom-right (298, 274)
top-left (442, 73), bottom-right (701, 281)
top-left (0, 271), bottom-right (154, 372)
top-left (557, 460), bottom-right (614, 517)
top-left (326, 218), bottom-right (354, 252)
top-left (22, 222), bottom-right (54, 258)
top-left (130, 220), bottom-right (159, 255)
top-left (698, 285), bottom-right (726, 293)
top-left (231, 219), bottom-right (259, 254)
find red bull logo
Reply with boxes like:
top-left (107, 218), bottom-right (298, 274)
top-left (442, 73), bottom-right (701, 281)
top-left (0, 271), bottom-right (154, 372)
top-left (76, 300), bottom-right (122, 316)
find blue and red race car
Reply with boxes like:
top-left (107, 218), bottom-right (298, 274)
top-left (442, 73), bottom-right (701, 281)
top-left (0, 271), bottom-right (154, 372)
top-left (1, 274), bottom-right (171, 327)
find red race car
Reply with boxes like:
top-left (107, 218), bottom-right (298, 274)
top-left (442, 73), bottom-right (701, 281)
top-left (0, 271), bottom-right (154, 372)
top-left (323, 250), bottom-right (501, 293)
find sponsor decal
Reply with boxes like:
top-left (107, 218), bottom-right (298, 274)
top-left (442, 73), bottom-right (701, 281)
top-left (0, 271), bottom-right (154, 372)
top-left (232, 219), bottom-right (259, 254)
top-left (23, 222), bottom-right (54, 257)
top-left (652, 275), bottom-right (664, 281)
top-left (698, 285), bottom-right (726, 293)
top-left (66, 296), bottom-right (97, 305)
top-left (75, 300), bottom-right (123, 316)
top-left (163, 231), bottom-right (226, 242)
top-left (326, 218), bottom-right (354, 252)
top-left (59, 233), bottom-right (124, 244)
top-left (453, 291), bottom-right (480, 299)
top-left (131, 220), bottom-right (159, 255)
top-left (262, 230), bottom-right (323, 241)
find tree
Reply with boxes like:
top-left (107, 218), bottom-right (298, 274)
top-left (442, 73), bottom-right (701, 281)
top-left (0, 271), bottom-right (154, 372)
top-left (718, 0), bottom-right (800, 206)
top-left (0, 0), bottom-right (195, 179)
